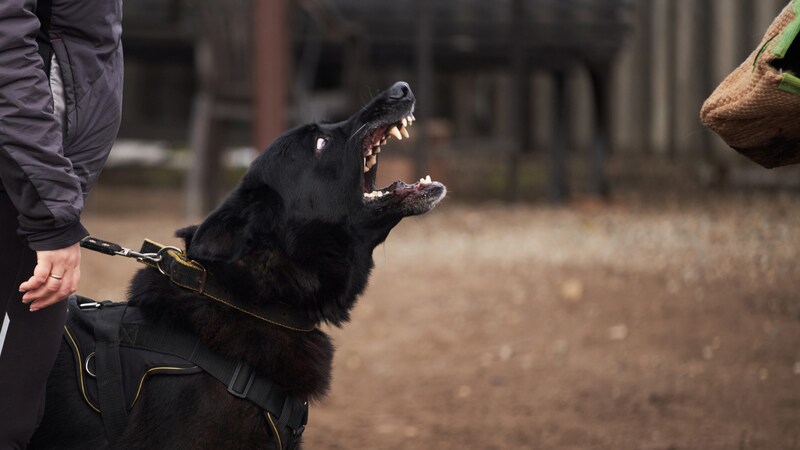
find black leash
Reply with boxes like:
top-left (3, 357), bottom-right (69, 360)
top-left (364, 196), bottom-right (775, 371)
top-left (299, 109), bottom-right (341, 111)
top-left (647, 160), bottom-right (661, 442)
top-left (80, 236), bottom-right (317, 332)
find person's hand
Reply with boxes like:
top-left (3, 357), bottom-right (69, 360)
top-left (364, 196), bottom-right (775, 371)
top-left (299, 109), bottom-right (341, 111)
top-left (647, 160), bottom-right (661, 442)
top-left (19, 242), bottom-right (81, 312)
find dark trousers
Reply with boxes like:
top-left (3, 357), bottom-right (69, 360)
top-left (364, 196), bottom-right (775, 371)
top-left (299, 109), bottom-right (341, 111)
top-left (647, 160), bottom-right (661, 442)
top-left (0, 190), bottom-right (67, 449)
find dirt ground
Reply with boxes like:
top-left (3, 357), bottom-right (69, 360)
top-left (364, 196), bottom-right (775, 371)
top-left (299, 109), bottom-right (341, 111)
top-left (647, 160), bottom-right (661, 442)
top-left (78, 163), bottom-right (800, 450)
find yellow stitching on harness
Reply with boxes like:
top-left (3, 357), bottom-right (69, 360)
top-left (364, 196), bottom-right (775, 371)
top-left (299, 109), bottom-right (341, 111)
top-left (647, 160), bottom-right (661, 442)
top-left (128, 366), bottom-right (199, 409)
top-left (204, 294), bottom-right (314, 332)
top-left (64, 326), bottom-right (101, 413)
top-left (267, 411), bottom-right (283, 450)
top-left (167, 249), bottom-right (204, 271)
top-left (68, 323), bottom-right (200, 412)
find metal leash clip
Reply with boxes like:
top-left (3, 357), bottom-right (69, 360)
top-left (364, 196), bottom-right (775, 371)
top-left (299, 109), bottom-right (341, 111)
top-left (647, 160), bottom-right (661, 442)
top-left (80, 236), bottom-right (164, 264)
top-left (114, 246), bottom-right (165, 264)
top-left (153, 246), bottom-right (187, 276)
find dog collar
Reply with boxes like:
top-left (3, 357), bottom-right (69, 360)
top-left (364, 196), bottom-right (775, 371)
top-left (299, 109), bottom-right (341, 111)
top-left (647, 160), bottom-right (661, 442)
top-left (81, 236), bottom-right (318, 332)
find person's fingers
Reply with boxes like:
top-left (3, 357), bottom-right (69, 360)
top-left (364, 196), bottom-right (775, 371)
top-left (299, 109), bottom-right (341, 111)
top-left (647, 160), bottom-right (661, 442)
top-left (19, 260), bottom-right (53, 296)
top-left (21, 243), bottom-right (82, 309)
top-left (28, 266), bottom-right (78, 311)
top-left (23, 269), bottom-right (64, 304)
top-left (71, 265), bottom-right (80, 294)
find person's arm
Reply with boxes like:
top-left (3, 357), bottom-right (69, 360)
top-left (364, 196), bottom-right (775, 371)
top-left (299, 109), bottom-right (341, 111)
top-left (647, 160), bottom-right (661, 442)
top-left (0, 0), bottom-right (85, 310)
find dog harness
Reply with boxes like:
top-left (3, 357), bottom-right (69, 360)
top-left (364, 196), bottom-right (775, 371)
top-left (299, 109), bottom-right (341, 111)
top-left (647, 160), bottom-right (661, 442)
top-left (64, 284), bottom-right (308, 450)
top-left (64, 297), bottom-right (308, 449)
top-left (73, 237), bottom-right (317, 448)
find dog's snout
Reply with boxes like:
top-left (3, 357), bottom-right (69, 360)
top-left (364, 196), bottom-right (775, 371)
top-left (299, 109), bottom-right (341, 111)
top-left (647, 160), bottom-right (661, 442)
top-left (388, 81), bottom-right (412, 100)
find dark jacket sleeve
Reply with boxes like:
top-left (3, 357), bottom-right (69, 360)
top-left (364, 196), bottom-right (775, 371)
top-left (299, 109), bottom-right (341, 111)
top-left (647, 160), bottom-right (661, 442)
top-left (0, 0), bottom-right (123, 251)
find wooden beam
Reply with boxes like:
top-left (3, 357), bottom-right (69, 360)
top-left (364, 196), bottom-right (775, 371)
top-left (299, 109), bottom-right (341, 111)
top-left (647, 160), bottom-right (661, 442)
top-left (507, 0), bottom-right (528, 202)
top-left (665, 0), bottom-right (677, 159)
top-left (696, 0), bottom-right (714, 159)
top-left (549, 71), bottom-right (570, 204)
top-left (253, 0), bottom-right (289, 151)
top-left (414, 0), bottom-right (433, 179)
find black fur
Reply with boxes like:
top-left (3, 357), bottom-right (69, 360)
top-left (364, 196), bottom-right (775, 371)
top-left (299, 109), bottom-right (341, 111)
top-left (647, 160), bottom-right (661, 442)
top-left (29, 82), bottom-right (445, 450)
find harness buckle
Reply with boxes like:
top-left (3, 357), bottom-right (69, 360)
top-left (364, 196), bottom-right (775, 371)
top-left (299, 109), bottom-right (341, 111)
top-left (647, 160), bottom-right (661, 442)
top-left (77, 301), bottom-right (103, 310)
top-left (294, 401), bottom-right (308, 436)
top-left (227, 361), bottom-right (255, 399)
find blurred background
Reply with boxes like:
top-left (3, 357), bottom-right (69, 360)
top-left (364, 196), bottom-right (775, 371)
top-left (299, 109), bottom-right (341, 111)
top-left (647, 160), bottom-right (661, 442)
top-left (81, 1), bottom-right (800, 448)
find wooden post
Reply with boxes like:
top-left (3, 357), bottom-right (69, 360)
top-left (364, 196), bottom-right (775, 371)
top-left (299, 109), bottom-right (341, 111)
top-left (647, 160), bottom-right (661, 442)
top-left (414, 0), bottom-right (433, 179)
top-left (738, 0), bottom-right (756, 58)
top-left (665, 0), bottom-right (677, 159)
top-left (253, 0), bottom-right (289, 151)
top-left (507, 0), bottom-right (529, 202)
top-left (636, 0), bottom-right (654, 155)
top-left (696, 0), bottom-right (715, 159)
top-left (588, 64), bottom-right (611, 199)
top-left (549, 71), bottom-right (570, 204)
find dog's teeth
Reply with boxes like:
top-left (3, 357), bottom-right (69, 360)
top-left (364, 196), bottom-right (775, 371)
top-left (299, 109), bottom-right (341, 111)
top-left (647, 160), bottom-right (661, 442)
top-left (380, 137), bottom-right (388, 145)
top-left (363, 157), bottom-right (367, 172)
top-left (425, 175), bottom-right (432, 183)
top-left (389, 126), bottom-right (402, 140)
top-left (400, 126), bottom-right (410, 139)
top-left (366, 154), bottom-right (377, 170)
top-left (401, 118), bottom-right (408, 127)
top-left (374, 146), bottom-right (381, 153)
top-left (410, 114), bottom-right (415, 122)
top-left (363, 190), bottom-right (387, 199)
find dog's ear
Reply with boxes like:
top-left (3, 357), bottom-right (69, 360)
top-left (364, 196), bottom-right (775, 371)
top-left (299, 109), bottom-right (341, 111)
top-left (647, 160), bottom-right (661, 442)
top-left (187, 203), bottom-right (246, 263)
top-left (188, 182), bottom-right (283, 263)
top-left (175, 225), bottom-right (198, 249)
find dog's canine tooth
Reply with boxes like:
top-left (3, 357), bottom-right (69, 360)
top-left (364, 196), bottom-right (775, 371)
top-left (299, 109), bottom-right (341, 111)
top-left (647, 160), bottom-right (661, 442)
top-left (389, 126), bottom-right (402, 140)
top-left (400, 126), bottom-right (410, 139)
top-left (363, 154), bottom-right (377, 172)
top-left (401, 118), bottom-right (408, 127)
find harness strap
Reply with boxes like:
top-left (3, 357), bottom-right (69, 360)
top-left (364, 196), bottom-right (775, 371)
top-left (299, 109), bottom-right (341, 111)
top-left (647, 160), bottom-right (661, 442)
top-left (93, 304), bottom-right (129, 448)
top-left (117, 320), bottom-right (308, 446)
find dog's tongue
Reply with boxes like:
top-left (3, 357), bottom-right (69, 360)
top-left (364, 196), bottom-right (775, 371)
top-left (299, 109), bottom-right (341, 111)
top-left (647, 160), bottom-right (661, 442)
top-left (362, 175), bottom-right (435, 200)
top-left (390, 176), bottom-right (436, 198)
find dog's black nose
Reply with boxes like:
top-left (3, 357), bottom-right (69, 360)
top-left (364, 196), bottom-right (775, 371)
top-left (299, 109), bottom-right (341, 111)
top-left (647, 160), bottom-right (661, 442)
top-left (388, 81), bottom-right (412, 100)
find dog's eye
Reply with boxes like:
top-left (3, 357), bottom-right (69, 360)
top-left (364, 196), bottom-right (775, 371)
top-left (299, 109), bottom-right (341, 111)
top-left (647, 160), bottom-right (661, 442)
top-left (315, 137), bottom-right (328, 154)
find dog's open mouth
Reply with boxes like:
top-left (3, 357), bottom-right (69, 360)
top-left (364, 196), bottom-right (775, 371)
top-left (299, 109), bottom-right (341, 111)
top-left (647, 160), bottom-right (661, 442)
top-left (359, 114), bottom-right (446, 215)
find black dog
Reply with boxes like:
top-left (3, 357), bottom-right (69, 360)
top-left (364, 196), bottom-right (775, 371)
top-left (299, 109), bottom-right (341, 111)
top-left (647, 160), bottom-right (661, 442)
top-left (29, 82), bottom-right (445, 449)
